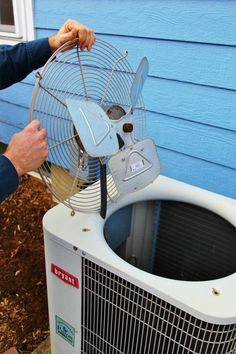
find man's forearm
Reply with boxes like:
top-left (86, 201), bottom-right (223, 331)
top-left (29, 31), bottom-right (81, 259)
top-left (0, 155), bottom-right (19, 202)
top-left (0, 38), bottom-right (52, 90)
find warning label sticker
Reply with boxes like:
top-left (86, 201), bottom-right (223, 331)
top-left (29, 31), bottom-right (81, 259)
top-left (56, 315), bottom-right (75, 347)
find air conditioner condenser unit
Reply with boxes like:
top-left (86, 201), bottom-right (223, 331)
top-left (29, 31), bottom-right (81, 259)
top-left (44, 175), bottom-right (236, 354)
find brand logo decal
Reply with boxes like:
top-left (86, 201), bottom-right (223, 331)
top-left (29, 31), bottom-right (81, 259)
top-left (56, 315), bottom-right (75, 346)
top-left (51, 264), bottom-right (79, 288)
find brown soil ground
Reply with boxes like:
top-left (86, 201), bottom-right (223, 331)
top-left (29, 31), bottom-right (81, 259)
top-left (0, 175), bottom-right (55, 353)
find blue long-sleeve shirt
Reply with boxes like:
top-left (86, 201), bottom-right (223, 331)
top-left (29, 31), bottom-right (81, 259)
top-left (0, 38), bottom-right (52, 202)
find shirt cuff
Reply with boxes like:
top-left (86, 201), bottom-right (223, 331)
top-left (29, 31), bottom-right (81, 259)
top-left (0, 155), bottom-right (19, 202)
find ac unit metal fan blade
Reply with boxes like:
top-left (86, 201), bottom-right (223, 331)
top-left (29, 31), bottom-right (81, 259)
top-left (66, 99), bottom-right (119, 157)
top-left (130, 57), bottom-right (149, 111)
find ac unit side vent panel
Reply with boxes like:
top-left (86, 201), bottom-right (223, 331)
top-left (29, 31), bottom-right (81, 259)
top-left (81, 258), bottom-right (236, 354)
top-left (154, 201), bottom-right (236, 281)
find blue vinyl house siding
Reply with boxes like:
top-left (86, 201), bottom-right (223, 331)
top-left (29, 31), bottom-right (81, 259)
top-left (0, 0), bottom-right (236, 198)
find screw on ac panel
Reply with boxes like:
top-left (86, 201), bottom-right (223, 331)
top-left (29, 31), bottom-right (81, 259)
top-left (122, 158), bottom-right (125, 162)
top-left (82, 251), bottom-right (86, 256)
top-left (212, 288), bottom-right (220, 296)
top-left (73, 246), bottom-right (78, 251)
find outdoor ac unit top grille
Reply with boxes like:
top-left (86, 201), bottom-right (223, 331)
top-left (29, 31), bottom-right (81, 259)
top-left (81, 258), bottom-right (236, 354)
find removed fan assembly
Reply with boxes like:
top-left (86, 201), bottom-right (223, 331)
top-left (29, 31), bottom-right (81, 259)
top-left (30, 38), bottom-right (161, 217)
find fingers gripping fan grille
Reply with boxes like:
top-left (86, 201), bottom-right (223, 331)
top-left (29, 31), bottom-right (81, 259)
top-left (29, 39), bottom-right (161, 215)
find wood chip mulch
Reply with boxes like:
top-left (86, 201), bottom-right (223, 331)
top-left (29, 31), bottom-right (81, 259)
top-left (0, 175), bottom-right (55, 353)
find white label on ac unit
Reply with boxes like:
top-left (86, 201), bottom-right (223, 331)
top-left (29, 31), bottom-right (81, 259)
top-left (130, 160), bottom-right (144, 172)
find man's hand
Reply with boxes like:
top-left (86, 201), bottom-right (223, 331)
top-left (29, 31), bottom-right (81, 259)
top-left (49, 19), bottom-right (96, 52)
top-left (4, 120), bottom-right (48, 177)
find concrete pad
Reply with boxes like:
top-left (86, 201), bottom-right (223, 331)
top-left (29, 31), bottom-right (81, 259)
top-left (32, 337), bottom-right (51, 354)
top-left (2, 348), bottom-right (19, 354)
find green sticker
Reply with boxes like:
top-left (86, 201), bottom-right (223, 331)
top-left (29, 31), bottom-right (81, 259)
top-left (55, 315), bottom-right (75, 347)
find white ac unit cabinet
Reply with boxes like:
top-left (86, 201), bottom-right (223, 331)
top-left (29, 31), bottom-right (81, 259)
top-left (44, 176), bottom-right (236, 354)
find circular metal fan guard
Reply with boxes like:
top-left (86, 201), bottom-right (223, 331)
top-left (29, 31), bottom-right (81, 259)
top-left (30, 39), bottom-right (146, 213)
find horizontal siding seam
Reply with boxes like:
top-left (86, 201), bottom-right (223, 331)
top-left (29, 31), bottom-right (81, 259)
top-left (158, 145), bottom-right (236, 172)
top-left (0, 120), bottom-right (22, 130)
top-left (146, 109), bottom-right (236, 134)
top-left (0, 98), bottom-right (29, 110)
top-left (1, 98), bottom-right (235, 134)
top-left (22, 71), bottom-right (236, 93)
top-left (36, 27), bottom-right (236, 48)
top-left (0, 117), bottom-right (232, 171)
top-left (149, 75), bottom-right (236, 93)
